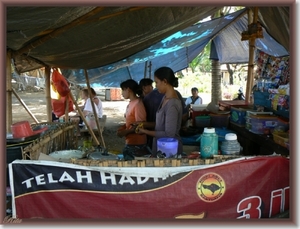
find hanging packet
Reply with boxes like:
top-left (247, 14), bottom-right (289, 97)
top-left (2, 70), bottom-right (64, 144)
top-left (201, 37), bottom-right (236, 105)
top-left (52, 69), bottom-right (70, 97)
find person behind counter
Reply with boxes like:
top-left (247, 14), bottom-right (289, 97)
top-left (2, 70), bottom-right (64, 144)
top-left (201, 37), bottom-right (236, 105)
top-left (135, 66), bottom-right (183, 157)
top-left (138, 78), bottom-right (154, 99)
top-left (117, 79), bottom-right (149, 160)
top-left (81, 88), bottom-right (103, 119)
top-left (185, 87), bottom-right (203, 109)
top-left (70, 88), bottom-right (103, 129)
top-left (184, 87), bottom-right (203, 122)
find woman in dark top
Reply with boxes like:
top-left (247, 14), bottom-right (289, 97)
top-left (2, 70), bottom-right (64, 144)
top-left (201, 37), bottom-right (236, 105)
top-left (135, 66), bottom-right (183, 156)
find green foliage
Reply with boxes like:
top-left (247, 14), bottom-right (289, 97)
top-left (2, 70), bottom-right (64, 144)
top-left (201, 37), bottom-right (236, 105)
top-left (178, 71), bottom-right (212, 95)
top-left (189, 42), bottom-right (212, 73)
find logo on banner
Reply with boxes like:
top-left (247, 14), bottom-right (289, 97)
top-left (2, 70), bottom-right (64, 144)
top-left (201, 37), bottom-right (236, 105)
top-left (196, 173), bottom-right (225, 202)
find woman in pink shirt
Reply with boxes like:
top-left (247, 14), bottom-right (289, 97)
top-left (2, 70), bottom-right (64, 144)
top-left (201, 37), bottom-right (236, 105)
top-left (117, 79), bottom-right (149, 160)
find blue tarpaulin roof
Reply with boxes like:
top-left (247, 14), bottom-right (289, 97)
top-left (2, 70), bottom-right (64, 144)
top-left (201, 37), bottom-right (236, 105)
top-left (62, 8), bottom-right (289, 87)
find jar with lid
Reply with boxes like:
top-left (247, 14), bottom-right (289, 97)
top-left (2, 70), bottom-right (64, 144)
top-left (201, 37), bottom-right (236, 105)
top-left (220, 133), bottom-right (241, 155)
top-left (200, 127), bottom-right (218, 159)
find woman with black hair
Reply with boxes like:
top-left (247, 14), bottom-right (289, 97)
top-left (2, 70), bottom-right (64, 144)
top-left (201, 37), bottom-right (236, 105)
top-left (138, 78), bottom-right (154, 98)
top-left (117, 79), bottom-right (149, 159)
top-left (135, 67), bottom-right (183, 156)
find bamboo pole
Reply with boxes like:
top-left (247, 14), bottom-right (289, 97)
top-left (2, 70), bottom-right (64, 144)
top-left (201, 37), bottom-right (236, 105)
top-left (148, 61), bottom-right (152, 78)
top-left (84, 69), bottom-right (106, 148)
top-left (65, 93), bottom-right (69, 122)
top-left (12, 88), bottom-right (39, 123)
top-left (68, 92), bottom-right (100, 146)
top-left (6, 50), bottom-right (12, 132)
top-left (44, 66), bottom-right (52, 122)
top-left (245, 7), bottom-right (258, 103)
top-left (144, 61), bottom-right (148, 78)
top-left (126, 66), bottom-right (132, 79)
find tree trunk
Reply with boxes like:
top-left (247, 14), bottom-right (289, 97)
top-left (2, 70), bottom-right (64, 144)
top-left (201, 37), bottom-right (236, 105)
top-left (226, 63), bottom-right (234, 85)
top-left (211, 59), bottom-right (222, 104)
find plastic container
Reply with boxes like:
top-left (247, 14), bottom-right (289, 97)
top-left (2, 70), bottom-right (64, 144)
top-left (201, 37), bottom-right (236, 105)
top-left (195, 115), bottom-right (211, 128)
top-left (277, 117), bottom-right (289, 131)
top-left (230, 107), bottom-right (255, 126)
top-left (157, 138), bottom-right (178, 158)
top-left (249, 114), bottom-right (278, 134)
top-left (190, 110), bottom-right (210, 127)
top-left (220, 133), bottom-right (241, 155)
top-left (253, 91), bottom-right (272, 108)
top-left (190, 104), bottom-right (208, 111)
top-left (272, 132), bottom-right (289, 148)
top-left (200, 127), bottom-right (218, 159)
top-left (209, 113), bottom-right (230, 128)
top-left (214, 128), bottom-right (236, 142)
top-left (11, 121), bottom-right (48, 138)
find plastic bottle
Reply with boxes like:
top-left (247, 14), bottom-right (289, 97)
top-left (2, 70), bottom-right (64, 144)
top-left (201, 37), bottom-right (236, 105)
top-left (200, 127), bottom-right (218, 159)
top-left (220, 133), bottom-right (241, 155)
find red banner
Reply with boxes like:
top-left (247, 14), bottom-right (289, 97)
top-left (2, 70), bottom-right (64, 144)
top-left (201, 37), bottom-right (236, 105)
top-left (9, 156), bottom-right (289, 219)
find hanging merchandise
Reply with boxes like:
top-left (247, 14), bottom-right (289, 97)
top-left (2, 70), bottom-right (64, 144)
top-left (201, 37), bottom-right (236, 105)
top-left (254, 50), bottom-right (290, 90)
top-left (50, 82), bottom-right (61, 100)
top-left (51, 96), bottom-right (74, 118)
top-left (253, 50), bottom-right (290, 118)
top-left (51, 69), bottom-right (70, 97)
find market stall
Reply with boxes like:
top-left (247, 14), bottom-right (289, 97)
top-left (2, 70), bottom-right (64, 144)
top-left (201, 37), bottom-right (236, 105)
top-left (5, 6), bottom-right (292, 221)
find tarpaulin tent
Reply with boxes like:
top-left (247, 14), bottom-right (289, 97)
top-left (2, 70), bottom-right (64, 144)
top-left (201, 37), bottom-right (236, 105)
top-left (7, 6), bottom-right (223, 73)
top-left (60, 8), bottom-right (289, 87)
top-left (7, 6), bottom-right (290, 81)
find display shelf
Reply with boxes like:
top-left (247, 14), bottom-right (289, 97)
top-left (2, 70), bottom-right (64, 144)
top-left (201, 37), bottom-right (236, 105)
top-left (253, 91), bottom-right (289, 119)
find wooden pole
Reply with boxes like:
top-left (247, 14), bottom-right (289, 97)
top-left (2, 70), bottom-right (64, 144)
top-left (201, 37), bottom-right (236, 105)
top-left (12, 88), bottom-right (39, 123)
top-left (65, 93), bottom-right (69, 122)
top-left (68, 92), bottom-right (100, 146)
top-left (126, 67), bottom-right (132, 79)
top-left (144, 61), bottom-right (148, 78)
top-left (148, 61), bottom-right (152, 78)
top-left (44, 66), bottom-right (52, 122)
top-left (84, 69), bottom-right (106, 148)
top-left (6, 50), bottom-right (12, 132)
top-left (245, 7), bottom-right (258, 103)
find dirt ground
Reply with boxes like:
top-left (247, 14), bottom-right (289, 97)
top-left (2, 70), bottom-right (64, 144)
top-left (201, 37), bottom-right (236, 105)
top-left (11, 91), bottom-right (128, 154)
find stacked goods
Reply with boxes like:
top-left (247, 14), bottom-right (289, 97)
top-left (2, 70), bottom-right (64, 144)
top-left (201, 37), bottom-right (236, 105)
top-left (230, 106), bottom-right (255, 127)
top-left (218, 100), bottom-right (249, 111)
top-left (248, 115), bottom-right (278, 134)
